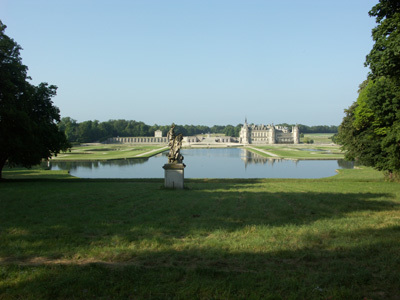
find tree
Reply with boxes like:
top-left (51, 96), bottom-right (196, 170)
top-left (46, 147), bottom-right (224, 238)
top-left (338, 0), bottom-right (400, 179)
top-left (0, 21), bottom-right (70, 179)
top-left (77, 121), bottom-right (95, 143)
top-left (223, 125), bottom-right (235, 137)
top-left (59, 117), bottom-right (78, 142)
top-left (365, 0), bottom-right (400, 79)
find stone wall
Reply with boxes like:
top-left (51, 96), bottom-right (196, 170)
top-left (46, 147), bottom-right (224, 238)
top-left (107, 137), bottom-right (168, 144)
top-left (107, 135), bottom-right (235, 145)
top-left (276, 132), bottom-right (295, 144)
top-left (184, 136), bottom-right (201, 143)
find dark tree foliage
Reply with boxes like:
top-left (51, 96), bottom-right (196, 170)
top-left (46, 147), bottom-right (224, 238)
top-left (297, 125), bottom-right (338, 134)
top-left (0, 21), bottom-right (70, 178)
top-left (366, 0), bottom-right (400, 79)
top-left (276, 123), bottom-right (337, 134)
top-left (338, 0), bottom-right (400, 178)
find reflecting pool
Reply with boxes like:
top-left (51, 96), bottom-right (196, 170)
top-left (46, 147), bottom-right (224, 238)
top-left (48, 148), bottom-right (353, 179)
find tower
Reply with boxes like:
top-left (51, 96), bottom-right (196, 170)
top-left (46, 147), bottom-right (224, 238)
top-left (293, 124), bottom-right (300, 144)
top-left (269, 125), bottom-right (276, 144)
top-left (240, 118), bottom-right (250, 144)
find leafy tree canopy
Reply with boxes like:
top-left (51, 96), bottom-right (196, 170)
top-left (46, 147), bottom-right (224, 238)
top-left (338, 0), bottom-right (400, 179)
top-left (366, 0), bottom-right (400, 79)
top-left (0, 20), bottom-right (70, 179)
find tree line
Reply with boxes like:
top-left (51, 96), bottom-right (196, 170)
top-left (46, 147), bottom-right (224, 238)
top-left (58, 117), bottom-right (338, 143)
top-left (277, 123), bottom-right (338, 134)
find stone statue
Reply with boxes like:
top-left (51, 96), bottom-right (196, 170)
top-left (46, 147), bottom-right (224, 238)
top-left (167, 124), bottom-right (184, 164)
top-left (167, 123), bottom-right (176, 149)
top-left (163, 124), bottom-right (186, 189)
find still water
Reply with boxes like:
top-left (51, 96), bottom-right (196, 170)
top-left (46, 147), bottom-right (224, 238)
top-left (49, 148), bottom-right (353, 179)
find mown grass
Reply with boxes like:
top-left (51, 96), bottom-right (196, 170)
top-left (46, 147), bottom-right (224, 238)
top-left (0, 167), bottom-right (399, 299)
top-left (301, 133), bottom-right (335, 144)
top-left (53, 144), bottom-right (168, 161)
top-left (52, 139), bottom-right (340, 162)
top-left (250, 143), bottom-right (344, 159)
top-left (1, 168), bottom-right (74, 180)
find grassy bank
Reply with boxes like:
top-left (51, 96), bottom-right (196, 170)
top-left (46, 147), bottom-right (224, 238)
top-left (301, 133), bottom-right (335, 144)
top-left (52, 144), bottom-right (168, 161)
top-left (52, 141), bottom-right (344, 162)
top-left (247, 143), bottom-right (344, 160)
top-left (1, 168), bottom-right (399, 299)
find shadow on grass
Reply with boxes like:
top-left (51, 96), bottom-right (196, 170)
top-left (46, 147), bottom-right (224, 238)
top-left (0, 180), bottom-right (399, 299)
top-left (1, 168), bottom-right (75, 180)
top-left (1, 226), bottom-right (399, 299)
top-left (0, 182), bottom-right (398, 254)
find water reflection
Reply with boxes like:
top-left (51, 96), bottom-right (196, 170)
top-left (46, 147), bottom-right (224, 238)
top-left (337, 159), bottom-right (356, 169)
top-left (241, 149), bottom-right (283, 167)
top-left (49, 156), bottom-right (151, 171)
top-left (46, 148), bottom-right (353, 179)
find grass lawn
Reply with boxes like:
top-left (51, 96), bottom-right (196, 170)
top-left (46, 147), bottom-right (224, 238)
top-left (1, 167), bottom-right (399, 299)
top-left (248, 143), bottom-right (344, 160)
top-left (50, 138), bottom-right (340, 162)
top-left (301, 133), bottom-right (336, 144)
top-left (52, 144), bottom-right (168, 161)
top-left (245, 133), bottom-right (343, 160)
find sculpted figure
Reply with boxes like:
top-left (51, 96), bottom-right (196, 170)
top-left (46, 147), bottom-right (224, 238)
top-left (167, 123), bottom-right (176, 149)
top-left (167, 124), bottom-right (184, 164)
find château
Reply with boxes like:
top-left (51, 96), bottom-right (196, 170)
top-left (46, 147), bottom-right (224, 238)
top-left (239, 119), bottom-right (300, 144)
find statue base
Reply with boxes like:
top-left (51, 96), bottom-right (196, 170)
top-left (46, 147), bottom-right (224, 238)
top-left (162, 163), bottom-right (186, 189)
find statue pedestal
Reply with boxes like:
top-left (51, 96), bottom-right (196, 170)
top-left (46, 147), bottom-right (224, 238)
top-left (162, 163), bottom-right (185, 189)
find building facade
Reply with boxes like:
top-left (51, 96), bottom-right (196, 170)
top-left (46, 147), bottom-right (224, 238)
top-left (108, 121), bottom-right (300, 145)
top-left (239, 119), bottom-right (299, 144)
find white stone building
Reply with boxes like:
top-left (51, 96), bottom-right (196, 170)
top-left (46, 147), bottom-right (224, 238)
top-left (154, 130), bottom-right (163, 138)
top-left (239, 119), bottom-right (299, 144)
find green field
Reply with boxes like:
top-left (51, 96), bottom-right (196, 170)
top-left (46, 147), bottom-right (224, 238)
top-left (301, 133), bottom-right (335, 144)
top-left (246, 132), bottom-right (342, 160)
top-left (51, 140), bottom-right (342, 162)
top-left (1, 168), bottom-right (399, 299)
top-left (248, 143), bottom-right (344, 160)
top-left (52, 144), bottom-right (168, 161)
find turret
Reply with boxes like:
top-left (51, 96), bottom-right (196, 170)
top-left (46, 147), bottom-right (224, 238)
top-left (240, 117), bottom-right (250, 144)
top-left (293, 124), bottom-right (300, 144)
top-left (269, 124), bottom-right (276, 144)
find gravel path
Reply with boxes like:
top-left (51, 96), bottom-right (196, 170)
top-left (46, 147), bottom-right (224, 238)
top-left (135, 146), bottom-right (168, 157)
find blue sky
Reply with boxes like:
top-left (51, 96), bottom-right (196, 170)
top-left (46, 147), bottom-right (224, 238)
top-left (1, 0), bottom-right (377, 126)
